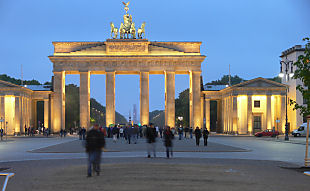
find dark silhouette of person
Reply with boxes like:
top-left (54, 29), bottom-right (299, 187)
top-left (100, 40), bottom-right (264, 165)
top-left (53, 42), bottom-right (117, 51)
top-left (194, 127), bottom-right (201, 146)
top-left (203, 128), bottom-right (209, 146)
top-left (163, 126), bottom-right (174, 158)
top-left (85, 124), bottom-right (105, 177)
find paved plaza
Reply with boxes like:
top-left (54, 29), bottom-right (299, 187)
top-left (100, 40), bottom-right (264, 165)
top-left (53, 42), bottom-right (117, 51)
top-left (1, 135), bottom-right (310, 190)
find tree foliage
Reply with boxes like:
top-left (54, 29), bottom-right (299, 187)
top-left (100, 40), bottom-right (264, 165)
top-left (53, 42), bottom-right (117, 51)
top-left (175, 89), bottom-right (190, 127)
top-left (0, 74), bottom-right (41, 85)
top-left (206, 75), bottom-right (244, 85)
top-left (65, 84), bottom-right (127, 129)
top-left (290, 37), bottom-right (310, 116)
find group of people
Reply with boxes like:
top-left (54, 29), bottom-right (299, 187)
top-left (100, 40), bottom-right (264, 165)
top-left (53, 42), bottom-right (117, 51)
top-left (24, 125), bottom-right (50, 137)
top-left (84, 123), bottom-right (210, 177)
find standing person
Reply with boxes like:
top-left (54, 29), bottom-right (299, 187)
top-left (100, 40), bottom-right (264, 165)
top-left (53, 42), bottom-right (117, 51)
top-left (163, 126), bottom-right (174, 158)
top-left (24, 125), bottom-right (27, 136)
top-left (184, 127), bottom-right (189, 138)
top-left (0, 128), bottom-right (3, 141)
top-left (85, 124), bottom-right (105, 177)
top-left (203, 128), bottom-right (209, 146)
top-left (159, 126), bottom-right (163, 138)
top-left (146, 124), bottom-right (156, 158)
top-left (82, 128), bottom-right (86, 140)
top-left (194, 127), bottom-right (201, 146)
top-left (178, 126), bottom-right (183, 140)
top-left (119, 127), bottom-right (124, 138)
top-left (60, 129), bottom-right (63, 137)
top-left (189, 127), bottom-right (193, 139)
top-left (127, 125), bottom-right (132, 144)
top-left (112, 126), bottom-right (118, 143)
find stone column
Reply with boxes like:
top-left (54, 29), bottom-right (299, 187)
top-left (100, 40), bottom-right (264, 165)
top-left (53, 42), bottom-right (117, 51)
top-left (106, 71), bottom-right (115, 127)
top-left (266, 94), bottom-right (272, 130)
top-left (217, 99), bottom-right (222, 133)
top-left (0, 97), bottom-right (4, 124)
top-left (80, 71), bottom-right (90, 129)
top-left (31, 100), bottom-right (37, 128)
top-left (280, 95), bottom-right (286, 133)
top-left (205, 98), bottom-right (210, 131)
top-left (201, 95), bottom-right (204, 129)
top-left (140, 71), bottom-right (149, 126)
top-left (15, 97), bottom-right (21, 134)
top-left (53, 71), bottom-right (65, 132)
top-left (247, 95), bottom-right (252, 134)
top-left (44, 99), bottom-right (49, 129)
top-left (165, 71), bottom-right (175, 127)
top-left (190, 71), bottom-right (201, 128)
top-left (232, 96), bottom-right (238, 133)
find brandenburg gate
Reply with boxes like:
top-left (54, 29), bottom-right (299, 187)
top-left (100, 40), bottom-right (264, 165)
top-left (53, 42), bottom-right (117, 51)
top-left (48, 2), bottom-right (206, 132)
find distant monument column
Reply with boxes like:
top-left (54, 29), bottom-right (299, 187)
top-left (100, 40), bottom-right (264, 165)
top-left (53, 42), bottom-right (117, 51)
top-left (165, 71), bottom-right (175, 127)
top-left (190, 71), bottom-right (201, 128)
top-left (44, 99), bottom-right (49, 129)
top-left (205, 98), bottom-right (210, 131)
top-left (280, 95), bottom-right (286, 133)
top-left (106, 71), bottom-right (115, 127)
top-left (80, 71), bottom-right (90, 129)
top-left (247, 95), bottom-right (253, 134)
top-left (266, 94), bottom-right (272, 130)
top-left (53, 71), bottom-right (65, 132)
top-left (15, 97), bottom-right (21, 134)
top-left (140, 71), bottom-right (149, 126)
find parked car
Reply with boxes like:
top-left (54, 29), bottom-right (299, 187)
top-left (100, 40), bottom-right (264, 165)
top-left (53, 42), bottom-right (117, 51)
top-left (255, 129), bottom-right (279, 137)
top-left (292, 123), bottom-right (309, 137)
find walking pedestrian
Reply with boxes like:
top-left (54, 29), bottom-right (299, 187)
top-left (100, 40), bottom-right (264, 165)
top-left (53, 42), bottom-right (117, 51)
top-left (163, 126), bottom-right (174, 158)
top-left (85, 124), bottom-right (105, 177)
top-left (184, 127), bottom-right (189, 138)
top-left (194, 127), bottom-right (201, 146)
top-left (24, 125), bottom-right (27, 136)
top-left (0, 128), bottom-right (3, 141)
top-left (189, 127), bottom-right (193, 139)
top-left (203, 128), bottom-right (209, 146)
top-left (146, 124), bottom-right (156, 158)
top-left (112, 126), bottom-right (118, 143)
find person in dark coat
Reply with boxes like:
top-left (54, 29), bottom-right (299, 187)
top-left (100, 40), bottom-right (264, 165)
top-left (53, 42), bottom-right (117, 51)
top-left (203, 128), bottom-right (209, 146)
top-left (85, 124), bottom-right (105, 177)
top-left (146, 124), bottom-right (156, 158)
top-left (194, 127), bottom-right (201, 146)
top-left (163, 126), bottom-right (174, 158)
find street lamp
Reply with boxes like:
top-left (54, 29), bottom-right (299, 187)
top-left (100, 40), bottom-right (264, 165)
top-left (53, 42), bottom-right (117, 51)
top-left (178, 116), bottom-right (183, 127)
top-left (279, 57), bottom-right (294, 141)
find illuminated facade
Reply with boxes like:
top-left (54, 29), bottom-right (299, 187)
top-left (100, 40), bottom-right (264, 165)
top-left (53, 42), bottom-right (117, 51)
top-left (49, 40), bottom-right (206, 132)
top-left (202, 78), bottom-right (288, 134)
top-left (280, 45), bottom-right (306, 130)
top-left (0, 80), bottom-right (52, 135)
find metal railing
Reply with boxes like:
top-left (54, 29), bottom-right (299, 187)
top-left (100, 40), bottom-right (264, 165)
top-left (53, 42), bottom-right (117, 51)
top-left (0, 173), bottom-right (14, 191)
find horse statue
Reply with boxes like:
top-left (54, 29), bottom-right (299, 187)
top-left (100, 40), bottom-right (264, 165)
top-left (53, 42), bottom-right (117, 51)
top-left (130, 22), bottom-right (136, 39)
top-left (110, 22), bottom-right (118, 39)
top-left (137, 22), bottom-right (145, 39)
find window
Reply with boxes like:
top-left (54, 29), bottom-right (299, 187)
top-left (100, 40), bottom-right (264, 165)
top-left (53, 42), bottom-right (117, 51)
top-left (303, 97), bottom-right (308, 105)
top-left (254, 100), bottom-right (260, 108)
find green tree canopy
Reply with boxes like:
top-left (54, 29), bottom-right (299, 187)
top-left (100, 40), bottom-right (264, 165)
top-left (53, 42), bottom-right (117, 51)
top-left (290, 37), bottom-right (310, 117)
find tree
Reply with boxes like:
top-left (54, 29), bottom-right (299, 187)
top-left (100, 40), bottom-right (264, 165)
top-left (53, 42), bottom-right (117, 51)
top-left (290, 37), bottom-right (310, 117)
top-left (206, 75), bottom-right (244, 85)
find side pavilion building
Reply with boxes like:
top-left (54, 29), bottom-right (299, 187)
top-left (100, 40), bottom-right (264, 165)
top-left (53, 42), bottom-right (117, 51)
top-left (202, 78), bottom-right (288, 134)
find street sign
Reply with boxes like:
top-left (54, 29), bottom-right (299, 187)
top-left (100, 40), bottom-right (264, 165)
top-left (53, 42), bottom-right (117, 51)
top-left (276, 120), bottom-right (280, 123)
top-left (0, 119), bottom-right (4, 122)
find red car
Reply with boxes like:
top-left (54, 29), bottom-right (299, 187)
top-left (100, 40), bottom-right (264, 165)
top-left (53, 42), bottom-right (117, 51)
top-left (255, 129), bottom-right (279, 137)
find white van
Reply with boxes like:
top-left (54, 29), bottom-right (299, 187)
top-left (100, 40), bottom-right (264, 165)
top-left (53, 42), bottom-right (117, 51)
top-left (292, 123), bottom-right (310, 137)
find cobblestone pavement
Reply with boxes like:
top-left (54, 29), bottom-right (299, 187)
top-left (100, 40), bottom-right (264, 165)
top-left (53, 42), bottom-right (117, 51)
top-left (30, 137), bottom-right (248, 153)
top-left (1, 158), bottom-right (309, 191)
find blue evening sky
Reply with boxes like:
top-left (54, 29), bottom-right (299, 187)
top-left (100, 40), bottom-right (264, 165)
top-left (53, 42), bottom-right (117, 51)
top-left (0, 0), bottom-right (309, 120)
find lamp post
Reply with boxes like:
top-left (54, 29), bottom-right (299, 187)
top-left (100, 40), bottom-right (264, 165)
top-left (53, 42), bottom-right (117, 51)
top-left (178, 116), bottom-right (183, 127)
top-left (279, 57), bottom-right (294, 141)
top-left (6, 121), bottom-right (8, 141)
